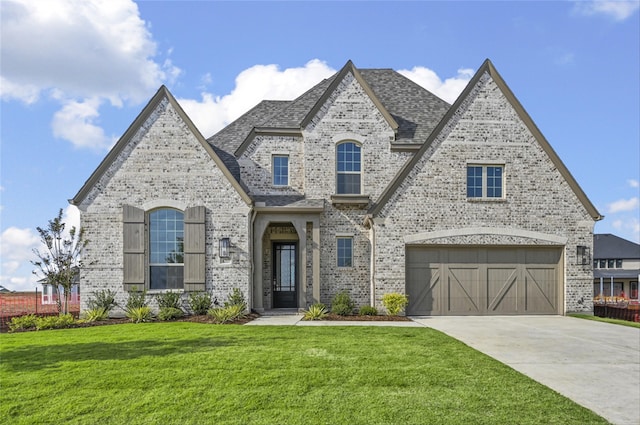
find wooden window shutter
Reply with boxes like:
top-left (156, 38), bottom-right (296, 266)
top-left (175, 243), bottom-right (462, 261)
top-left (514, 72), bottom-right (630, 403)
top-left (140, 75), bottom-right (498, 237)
top-left (184, 206), bottom-right (206, 292)
top-left (123, 205), bottom-right (145, 291)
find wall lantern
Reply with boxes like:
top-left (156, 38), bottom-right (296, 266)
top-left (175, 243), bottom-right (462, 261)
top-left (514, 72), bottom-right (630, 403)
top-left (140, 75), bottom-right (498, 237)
top-left (219, 238), bottom-right (231, 258)
top-left (576, 245), bottom-right (591, 265)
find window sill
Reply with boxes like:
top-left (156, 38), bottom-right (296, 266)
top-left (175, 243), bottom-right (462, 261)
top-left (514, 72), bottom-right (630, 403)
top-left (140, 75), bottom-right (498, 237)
top-left (467, 197), bottom-right (506, 203)
top-left (147, 289), bottom-right (185, 295)
top-left (331, 194), bottom-right (370, 207)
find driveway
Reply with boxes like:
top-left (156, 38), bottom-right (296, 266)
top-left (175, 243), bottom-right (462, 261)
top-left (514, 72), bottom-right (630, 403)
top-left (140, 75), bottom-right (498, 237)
top-left (412, 316), bottom-right (640, 425)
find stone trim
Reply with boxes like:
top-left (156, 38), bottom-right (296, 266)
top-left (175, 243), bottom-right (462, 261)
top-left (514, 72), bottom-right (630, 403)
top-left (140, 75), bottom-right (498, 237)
top-left (403, 227), bottom-right (568, 245)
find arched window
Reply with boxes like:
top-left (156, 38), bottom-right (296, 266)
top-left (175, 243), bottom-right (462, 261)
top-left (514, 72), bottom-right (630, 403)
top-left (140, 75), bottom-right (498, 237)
top-left (336, 142), bottom-right (361, 194)
top-left (149, 209), bottom-right (184, 290)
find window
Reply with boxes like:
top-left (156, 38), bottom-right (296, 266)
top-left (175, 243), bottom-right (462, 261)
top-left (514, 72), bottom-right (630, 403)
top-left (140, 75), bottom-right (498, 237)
top-left (337, 237), bottom-right (353, 267)
top-left (615, 259), bottom-right (623, 268)
top-left (336, 142), bottom-right (361, 194)
top-left (599, 259), bottom-right (606, 268)
top-left (272, 155), bottom-right (289, 186)
top-left (467, 165), bottom-right (503, 198)
top-left (149, 209), bottom-right (184, 290)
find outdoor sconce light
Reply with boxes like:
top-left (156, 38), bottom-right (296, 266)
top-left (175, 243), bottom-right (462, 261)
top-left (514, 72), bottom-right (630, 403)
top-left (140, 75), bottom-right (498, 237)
top-left (219, 238), bottom-right (230, 258)
top-left (577, 245), bottom-right (590, 265)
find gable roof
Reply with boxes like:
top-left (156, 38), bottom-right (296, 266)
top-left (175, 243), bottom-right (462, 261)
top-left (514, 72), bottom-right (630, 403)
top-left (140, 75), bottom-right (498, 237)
top-left (300, 60), bottom-right (399, 131)
top-left (70, 85), bottom-right (252, 207)
top-left (369, 59), bottom-right (603, 221)
top-left (208, 60), bottom-right (451, 158)
top-left (594, 234), bottom-right (640, 259)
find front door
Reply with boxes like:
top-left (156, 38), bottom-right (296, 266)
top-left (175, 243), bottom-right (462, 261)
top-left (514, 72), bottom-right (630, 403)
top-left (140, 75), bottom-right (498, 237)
top-left (273, 242), bottom-right (297, 308)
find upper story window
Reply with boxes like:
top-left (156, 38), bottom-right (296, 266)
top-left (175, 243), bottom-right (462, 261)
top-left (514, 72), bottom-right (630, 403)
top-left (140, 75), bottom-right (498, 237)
top-left (272, 155), bottom-right (289, 187)
top-left (594, 259), bottom-right (623, 269)
top-left (336, 142), bottom-right (361, 194)
top-left (467, 165), bottom-right (504, 198)
top-left (149, 209), bottom-right (184, 290)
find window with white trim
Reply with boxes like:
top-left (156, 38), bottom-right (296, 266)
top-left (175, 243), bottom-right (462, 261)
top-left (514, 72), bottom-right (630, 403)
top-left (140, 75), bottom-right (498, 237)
top-left (272, 155), bottom-right (289, 187)
top-left (467, 165), bottom-right (504, 198)
top-left (149, 209), bottom-right (184, 290)
top-left (337, 237), bottom-right (353, 267)
top-left (336, 142), bottom-right (361, 194)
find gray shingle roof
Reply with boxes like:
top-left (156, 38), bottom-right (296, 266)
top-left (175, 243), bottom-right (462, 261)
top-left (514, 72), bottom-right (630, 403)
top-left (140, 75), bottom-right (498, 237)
top-left (207, 66), bottom-right (451, 156)
top-left (594, 234), bottom-right (640, 259)
top-left (207, 100), bottom-right (289, 153)
top-left (359, 69), bottom-right (450, 143)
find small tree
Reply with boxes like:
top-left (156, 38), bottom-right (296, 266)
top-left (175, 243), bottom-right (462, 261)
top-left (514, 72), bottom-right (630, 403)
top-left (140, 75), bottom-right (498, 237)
top-left (31, 209), bottom-right (88, 314)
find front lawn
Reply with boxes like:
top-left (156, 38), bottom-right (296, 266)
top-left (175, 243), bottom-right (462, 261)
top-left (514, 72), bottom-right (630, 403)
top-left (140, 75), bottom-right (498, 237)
top-left (0, 323), bottom-right (607, 425)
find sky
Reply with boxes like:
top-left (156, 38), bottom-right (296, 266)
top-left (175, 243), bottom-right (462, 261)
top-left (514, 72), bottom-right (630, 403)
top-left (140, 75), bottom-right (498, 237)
top-left (1, 0), bottom-right (639, 292)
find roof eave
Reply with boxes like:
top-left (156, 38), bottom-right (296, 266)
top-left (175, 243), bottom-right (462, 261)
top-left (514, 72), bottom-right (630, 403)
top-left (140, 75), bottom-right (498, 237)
top-left (370, 59), bottom-right (604, 221)
top-left (70, 86), bottom-right (253, 208)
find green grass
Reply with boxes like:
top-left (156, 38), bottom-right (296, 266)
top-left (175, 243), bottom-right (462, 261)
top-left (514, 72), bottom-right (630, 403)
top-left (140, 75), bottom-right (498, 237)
top-left (0, 323), bottom-right (607, 425)
top-left (569, 313), bottom-right (640, 328)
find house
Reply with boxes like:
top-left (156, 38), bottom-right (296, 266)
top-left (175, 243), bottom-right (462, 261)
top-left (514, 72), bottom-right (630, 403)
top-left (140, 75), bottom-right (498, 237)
top-left (70, 59), bottom-right (602, 316)
top-left (593, 234), bottom-right (640, 300)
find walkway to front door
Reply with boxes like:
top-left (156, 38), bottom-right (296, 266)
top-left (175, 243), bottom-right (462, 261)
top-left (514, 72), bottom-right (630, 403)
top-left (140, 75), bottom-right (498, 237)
top-left (273, 242), bottom-right (297, 308)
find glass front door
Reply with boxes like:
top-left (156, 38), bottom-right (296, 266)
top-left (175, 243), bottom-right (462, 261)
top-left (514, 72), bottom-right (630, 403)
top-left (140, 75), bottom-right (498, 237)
top-left (273, 242), bottom-right (297, 308)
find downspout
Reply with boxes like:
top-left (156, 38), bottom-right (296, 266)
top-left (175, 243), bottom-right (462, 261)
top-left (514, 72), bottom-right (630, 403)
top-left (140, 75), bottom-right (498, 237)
top-left (364, 215), bottom-right (376, 307)
top-left (249, 206), bottom-right (257, 311)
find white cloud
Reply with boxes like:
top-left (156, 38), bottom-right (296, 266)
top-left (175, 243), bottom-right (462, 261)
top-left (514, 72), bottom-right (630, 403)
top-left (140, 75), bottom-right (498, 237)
top-left (607, 197), bottom-right (639, 213)
top-left (628, 179), bottom-right (639, 188)
top-left (52, 98), bottom-right (116, 150)
top-left (0, 0), bottom-right (169, 103)
top-left (0, 226), bottom-right (40, 292)
top-left (178, 59), bottom-right (337, 137)
top-left (398, 67), bottom-right (474, 104)
top-left (0, 0), bottom-right (180, 150)
top-left (0, 205), bottom-right (81, 292)
top-left (573, 0), bottom-right (640, 21)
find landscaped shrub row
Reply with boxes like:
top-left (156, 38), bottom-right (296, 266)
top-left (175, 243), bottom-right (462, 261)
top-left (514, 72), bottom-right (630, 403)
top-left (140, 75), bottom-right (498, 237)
top-left (302, 292), bottom-right (408, 321)
top-left (7, 288), bottom-right (249, 332)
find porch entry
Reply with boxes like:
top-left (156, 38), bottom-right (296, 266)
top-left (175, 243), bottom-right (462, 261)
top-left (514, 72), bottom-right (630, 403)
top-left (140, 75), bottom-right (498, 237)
top-left (272, 242), bottom-right (297, 308)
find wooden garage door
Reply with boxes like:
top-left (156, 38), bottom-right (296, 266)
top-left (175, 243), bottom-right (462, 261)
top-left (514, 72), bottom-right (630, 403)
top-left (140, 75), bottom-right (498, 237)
top-left (406, 247), bottom-right (562, 316)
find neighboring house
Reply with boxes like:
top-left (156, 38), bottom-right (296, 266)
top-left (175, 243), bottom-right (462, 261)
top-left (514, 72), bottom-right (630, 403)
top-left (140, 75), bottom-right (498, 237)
top-left (593, 234), bottom-right (640, 300)
top-left (70, 59), bottom-right (602, 316)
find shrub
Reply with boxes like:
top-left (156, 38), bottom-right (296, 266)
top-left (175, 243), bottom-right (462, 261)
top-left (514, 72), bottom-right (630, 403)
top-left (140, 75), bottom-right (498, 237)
top-left (81, 307), bottom-right (109, 322)
top-left (9, 314), bottom-right (39, 332)
top-left (359, 306), bottom-right (378, 316)
top-left (86, 289), bottom-right (118, 313)
top-left (208, 304), bottom-right (246, 324)
top-left (382, 293), bottom-right (409, 316)
top-left (156, 292), bottom-right (182, 309)
top-left (125, 306), bottom-right (153, 323)
top-left (36, 314), bottom-right (76, 330)
top-left (331, 290), bottom-right (355, 316)
top-left (125, 289), bottom-right (147, 310)
top-left (224, 288), bottom-right (247, 309)
top-left (188, 292), bottom-right (213, 315)
top-left (158, 307), bottom-right (184, 321)
top-left (303, 303), bottom-right (328, 321)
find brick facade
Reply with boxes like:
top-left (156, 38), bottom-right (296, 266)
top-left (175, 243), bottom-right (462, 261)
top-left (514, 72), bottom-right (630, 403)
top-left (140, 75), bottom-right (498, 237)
top-left (77, 98), bottom-right (251, 315)
top-left (73, 61), bottom-right (599, 316)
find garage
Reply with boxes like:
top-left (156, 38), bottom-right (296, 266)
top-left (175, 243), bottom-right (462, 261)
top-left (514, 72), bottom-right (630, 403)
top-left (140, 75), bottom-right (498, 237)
top-left (406, 246), bottom-right (563, 315)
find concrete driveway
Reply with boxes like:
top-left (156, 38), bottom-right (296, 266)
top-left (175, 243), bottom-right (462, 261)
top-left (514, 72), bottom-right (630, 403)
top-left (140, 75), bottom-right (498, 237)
top-left (412, 316), bottom-right (640, 425)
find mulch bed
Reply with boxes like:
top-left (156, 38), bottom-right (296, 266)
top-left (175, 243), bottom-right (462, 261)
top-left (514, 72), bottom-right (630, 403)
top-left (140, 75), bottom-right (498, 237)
top-left (323, 313), bottom-right (411, 321)
top-left (2, 312), bottom-right (411, 333)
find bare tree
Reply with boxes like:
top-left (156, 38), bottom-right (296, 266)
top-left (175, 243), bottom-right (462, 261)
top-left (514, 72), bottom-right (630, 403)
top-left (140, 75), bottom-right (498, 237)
top-left (32, 209), bottom-right (88, 314)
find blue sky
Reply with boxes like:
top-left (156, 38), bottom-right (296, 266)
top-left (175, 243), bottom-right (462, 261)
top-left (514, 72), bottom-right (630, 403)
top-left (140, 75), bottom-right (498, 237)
top-left (1, 0), bottom-right (639, 292)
